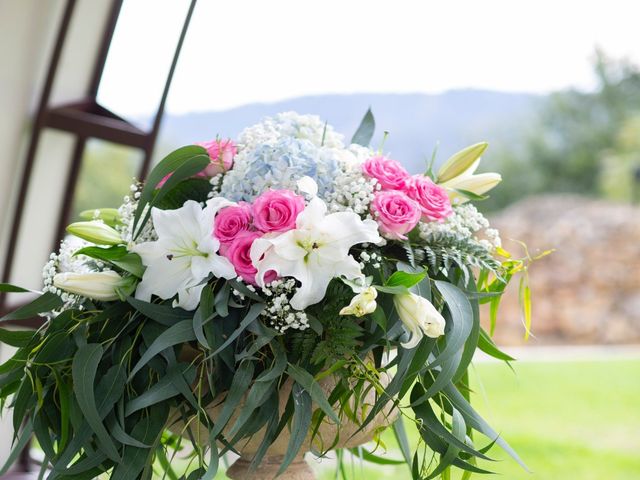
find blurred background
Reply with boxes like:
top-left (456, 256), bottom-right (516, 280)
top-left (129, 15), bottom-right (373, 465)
top-left (0, 0), bottom-right (638, 479)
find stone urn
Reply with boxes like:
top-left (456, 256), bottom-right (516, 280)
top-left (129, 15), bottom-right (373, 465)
top-left (171, 356), bottom-right (396, 480)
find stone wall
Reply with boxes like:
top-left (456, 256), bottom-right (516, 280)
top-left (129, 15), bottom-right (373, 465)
top-left (486, 195), bottom-right (640, 345)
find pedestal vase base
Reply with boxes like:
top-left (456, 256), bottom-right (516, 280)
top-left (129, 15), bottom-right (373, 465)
top-left (226, 456), bottom-right (314, 480)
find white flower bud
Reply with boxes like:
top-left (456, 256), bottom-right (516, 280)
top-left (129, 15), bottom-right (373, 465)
top-left (53, 271), bottom-right (129, 301)
top-left (66, 221), bottom-right (123, 245)
top-left (339, 287), bottom-right (378, 317)
top-left (437, 142), bottom-right (488, 183)
top-left (394, 293), bottom-right (446, 349)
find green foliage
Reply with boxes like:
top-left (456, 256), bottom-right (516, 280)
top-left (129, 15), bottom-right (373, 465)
top-left (410, 233), bottom-right (502, 284)
top-left (485, 50), bottom-right (640, 209)
top-left (308, 280), bottom-right (364, 364)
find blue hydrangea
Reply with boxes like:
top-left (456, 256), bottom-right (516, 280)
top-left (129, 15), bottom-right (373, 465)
top-left (220, 137), bottom-right (341, 202)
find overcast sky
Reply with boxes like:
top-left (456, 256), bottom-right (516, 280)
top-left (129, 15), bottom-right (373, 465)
top-left (98, 0), bottom-right (640, 116)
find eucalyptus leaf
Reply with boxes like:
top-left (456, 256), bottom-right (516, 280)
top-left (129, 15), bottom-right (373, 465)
top-left (287, 364), bottom-right (339, 424)
top-left (351, 108), bottom-right (376, 146)
top-left (277, 384), bottom-right (312, 475)
top-left (0, 292), bottom-right (63, 322)
top-left (0, 283), bottom-right (32, 293)
top-left (129, 320), bottom-right (196, 379)
top-left (429, 281), bottom-right (474, 369)
top-left (72, 344), bottom-right (121, 462)
top-left (0, 327), bottom-right (36, 347)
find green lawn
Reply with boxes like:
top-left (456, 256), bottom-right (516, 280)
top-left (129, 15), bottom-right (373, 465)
top-left (311, 358), bottom-right (640, 480)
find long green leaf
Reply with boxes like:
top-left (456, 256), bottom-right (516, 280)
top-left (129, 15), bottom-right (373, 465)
top-left (132, 147), bottom-right (209, 239)
top-left (1, 292), bottom-right (62, 322)
top-left (193, 286), bottom-right (215, 349)
top-left (430, 281), bottom-right (473, 369)
top-left (277, 384), bottom-right (312, 475)
top-left (349, 447), bottom-right (405, 465)
top-left (411, 386), bottom-right (492, 460)
top-left (392, 417), bottom-right (412, 468)
top-left (478, 328), bottom-right (515, 361)
top-left (126, 297), bottom-right (192, 326)
top-left (351, 108), bottom-right (376, 146)
top-left (110, 404), bottom-right (169, 480)
top-left (129, 320), bottom-right (196, 379)
top-left (0, 327), bottom-right (36, 347)
top-left (74, 245), bottom-right (144, 277)
top-left (72, 344), bottom-right (120, 461)
top-left (125, 364), bottom-right (196, 416)
top-left (210, 303), bottom-right (264, 356)
top-left (452, 282), bottom-right (481, 384)
top-left (287, 364), bottom-right (340, 424)
top-left (0, 283), bottom-right (32, 293)
top-left (425, 407), bottom-right (465, 479)
top-left (210, 361), bottom-right (255, 438)
top-left (54, 365), bottom-right (126, 473)
top-left (443, 382), bottom-right (529, 471)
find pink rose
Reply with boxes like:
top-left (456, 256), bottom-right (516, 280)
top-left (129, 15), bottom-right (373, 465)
top-left (224, 231), bottom-right (262, 284)
top-left (197, 138), bottom-right (237, 176)
top-left (156, 139), bottom-right (237, 188)
top-left (213, 202), bottom-right (253, 245)
top-left (252, 189), bottom-right (304, 233)
top-left (371, 190), bottom-right (421, 240)
top-left (404, 175), bottom-right (453, 222)
top-left (362, 155), bottom-right (410, 190)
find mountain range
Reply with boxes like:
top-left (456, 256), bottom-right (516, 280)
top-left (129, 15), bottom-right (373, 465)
top-left (154, 89), bottom-right (540, 174)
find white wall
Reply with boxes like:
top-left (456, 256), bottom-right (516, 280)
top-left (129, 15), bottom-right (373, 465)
top-left (0, 0), bottom-right (115, 467)
top-left (0, 0), bottom-right (113, 307)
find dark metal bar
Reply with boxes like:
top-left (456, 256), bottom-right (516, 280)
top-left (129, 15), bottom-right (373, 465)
top-left (0, 0), bottom-right (77, 308)
top-left (45, 105), bottom-right (147, 147)
top-left (138, 0), bottom-right (198, 180)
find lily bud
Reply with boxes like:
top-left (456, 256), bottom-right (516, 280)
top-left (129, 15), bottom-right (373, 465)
top-left (53, 271), bottom-right (128, 301)
top-left (66, 221), bottom-right (123, 245)
top-left (393, 293), bottom-right (446, 349)
top-left (339, 287), bottom-right (378, 317)
top-left (443, 172), bottom-right (502, 204)
top-left (437, 142), bottom-right (488, 183)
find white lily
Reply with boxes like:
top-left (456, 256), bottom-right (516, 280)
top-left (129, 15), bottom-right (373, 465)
top-left (394, 293), bottom-right (446, 349)
top-left (439, 156), bottom-right (502, 204)
top-left (132, 199), bottom-right (236, 310)
top-left (339, 286), bottom-right (378, 317)
top-left (251, 177), bottom-right (381, 310)
top-left (436, 142), bottom-right (488, 183)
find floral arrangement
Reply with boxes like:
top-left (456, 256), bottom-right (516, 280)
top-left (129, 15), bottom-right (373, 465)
top-left (0, 111), bottom-right (532, 479)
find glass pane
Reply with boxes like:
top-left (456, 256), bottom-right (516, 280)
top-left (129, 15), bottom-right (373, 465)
top-left (70, 139), bottom-right (141, 221)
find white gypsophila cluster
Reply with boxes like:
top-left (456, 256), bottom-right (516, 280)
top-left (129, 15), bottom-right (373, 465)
top-left (42, 237), bottom-right (99, 311)
top-left (260, 278), bottom-right (309, 333)
top-left (116, 183), bottom-right (157, 246)
top-left (207, 173), bottom-right (224, 199)
top-left (358, 250), bottom-right (382, 269)
top-left (230, 277), bottom-right (258, 301)
top-left (237, 111), bottom-right (344, 151)
top-left (418, 204), bottom-right (502, 250)
top-left (325, 145), bottom-right (380, 215)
